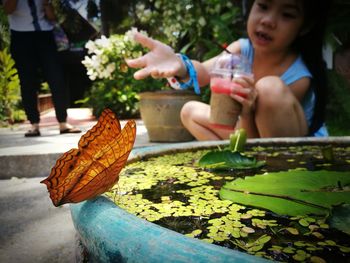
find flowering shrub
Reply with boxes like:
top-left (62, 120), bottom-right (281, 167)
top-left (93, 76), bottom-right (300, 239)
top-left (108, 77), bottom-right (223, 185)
top-left (81, 29), bottom-right (165, 118)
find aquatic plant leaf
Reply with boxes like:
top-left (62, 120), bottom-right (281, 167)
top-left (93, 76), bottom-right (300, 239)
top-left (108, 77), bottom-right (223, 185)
top-left (229, 128), bottom-right (247, 152)
top-left (219, 170), bottom-right (350, 216)
top-left (327, 204), bottom-right (350, 234)
top-left (198, 150), bottom-right (265, 170)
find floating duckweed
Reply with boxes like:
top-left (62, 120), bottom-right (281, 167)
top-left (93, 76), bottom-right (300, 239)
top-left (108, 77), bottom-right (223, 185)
top-left (299, 217), bottom-right (316, 227)
top-left (340, 246), bottom-right (350, 253)
top-left (240, 213), bottom-right (253, 219)
top-left (283, 246), bottom-right (295, 254)
top-left (252, 218), bottom-right (278, 229)
top-left (293, 249), bottom-right (309, 261)
top-left (311, 232), bottom-right (324, 239)
top-left (106, 145), bottom-right (350, 262)
top-left (316, 163), bottom-right (332, 167)
top-left (294, 241), bottom-right (307, 247)
top-left (247, 209), bottom-right (265, 217)
top-left (233, 234), bottom-right (271, 253)
top-left (186, 229), bottom-right (203, 238)
top-left (284, 227), bottom-right (299, 235)
top-left (310, 256), bottom-right (326, 263)
top-left (241, 226), bottom-right (255, 234)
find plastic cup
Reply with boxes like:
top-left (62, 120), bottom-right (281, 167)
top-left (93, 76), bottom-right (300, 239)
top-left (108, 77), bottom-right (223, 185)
top-left (209, 53), bottom-right (252, 129)
top-left (209, 74), bottom-right (242, 129)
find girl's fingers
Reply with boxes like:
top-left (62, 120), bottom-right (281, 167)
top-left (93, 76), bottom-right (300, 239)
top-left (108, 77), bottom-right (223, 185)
top-left (135, 68), bottom-right (167, 80)
top-left (237, 74), bottom-right (255, 85)
top-left (133, 32), bottom-right (157, 50)
top-left (233, 77), bottom-right (251, 89)
top-left (231, 84), bottom-right (249, 98)
top-left (150, 68), bottom-right (162, 79)
top-left (231, 94), bottom-right (245, 103)
top-left (134, 68), bottom-right (151, 80)
top-left (125, 55), bottom-right (147, 68)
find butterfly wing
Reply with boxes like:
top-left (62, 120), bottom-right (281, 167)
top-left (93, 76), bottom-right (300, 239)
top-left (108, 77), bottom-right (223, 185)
top-left (41, 109), bottom-right (136, 206)
top-left (78, 108), bottom-right (121, 156)
top-left (58, 119), bottom-right (136, 205)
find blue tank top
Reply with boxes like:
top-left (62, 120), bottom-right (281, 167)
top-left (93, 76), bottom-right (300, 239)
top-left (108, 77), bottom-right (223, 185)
top-left (239, 38), bottom-right (328, 137)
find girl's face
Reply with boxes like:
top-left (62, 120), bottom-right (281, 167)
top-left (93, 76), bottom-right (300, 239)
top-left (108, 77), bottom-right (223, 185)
top-left (247, 0), bottom-right (305, 54)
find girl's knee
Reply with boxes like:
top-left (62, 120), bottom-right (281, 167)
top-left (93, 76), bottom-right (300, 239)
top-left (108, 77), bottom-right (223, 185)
top-left (256, 76), bottom-right (286, 97)
top-left (255, 76), bottom-right (291, 108)
top-left (180, 101), bottom-right (196, 124)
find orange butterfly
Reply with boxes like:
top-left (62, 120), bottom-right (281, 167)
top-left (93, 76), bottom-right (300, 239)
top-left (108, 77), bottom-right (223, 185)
top-left (41, 108), bottom-right (136, 207)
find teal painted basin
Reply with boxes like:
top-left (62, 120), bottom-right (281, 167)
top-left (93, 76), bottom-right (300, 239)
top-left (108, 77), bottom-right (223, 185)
top-left (70, 137), bottom-right (350, 262)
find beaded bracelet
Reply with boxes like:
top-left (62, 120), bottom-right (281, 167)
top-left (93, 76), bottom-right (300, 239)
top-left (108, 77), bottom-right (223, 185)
top-left (167, 53), bottom-right (200, 94)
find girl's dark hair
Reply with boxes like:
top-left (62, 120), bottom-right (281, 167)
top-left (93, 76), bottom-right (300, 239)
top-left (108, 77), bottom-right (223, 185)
top-left (244, 0), bottom-right (332, 135)
top-left (294, 0), bottom-right (332, 135)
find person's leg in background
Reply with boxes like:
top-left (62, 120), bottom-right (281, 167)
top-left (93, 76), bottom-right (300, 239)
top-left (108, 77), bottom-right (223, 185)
top-left (37, 31), bottom-right (80, 134)
top-left (10, 31), bottom-right (41, 136)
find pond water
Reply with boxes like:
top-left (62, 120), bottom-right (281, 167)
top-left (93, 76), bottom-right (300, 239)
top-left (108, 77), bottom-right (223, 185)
top-left (106, 144), bottom-right (350, 262)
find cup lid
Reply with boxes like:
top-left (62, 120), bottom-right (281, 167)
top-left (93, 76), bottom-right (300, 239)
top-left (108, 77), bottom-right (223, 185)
top-left (211, 52), bottom-right (252, 77)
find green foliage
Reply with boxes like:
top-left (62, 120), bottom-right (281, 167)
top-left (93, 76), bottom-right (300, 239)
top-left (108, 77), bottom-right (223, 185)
top-left (326, 0), bottom-right (350, 51)
top-left (0, 48), bottom-right (22, 123)
top-left (326, 70), bottom-right (350, 136)
top-left (229, 128), bottom-right (247, 152)
top-left (198, 129), bottom-right (264, 170)
top-left (0, 5), bottom-right (10, 50)
top-left (328, 204), bottom-right (350, 235)
top-left (132, 0), bottom-right (244, 60)
top-left (198, 150), bottom-right (265, 170)
top-left (84, 79), bottom-right (138, 118)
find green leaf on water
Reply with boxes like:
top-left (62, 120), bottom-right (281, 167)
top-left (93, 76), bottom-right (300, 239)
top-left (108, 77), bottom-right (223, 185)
top-left (284, 227), bottom-right (299, 235)
top-left (198, 150), bottom-right (265, 170)
top-left (229, 128), bottom-right (247, 152)
top-left (327, 204), bottom-right (350, 235)
top-left (219, 170), bottom-right (350, 216)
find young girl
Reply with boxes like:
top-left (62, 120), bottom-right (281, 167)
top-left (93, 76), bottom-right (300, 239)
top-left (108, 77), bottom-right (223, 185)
top-left (126, 0), bottom-right (332, 140)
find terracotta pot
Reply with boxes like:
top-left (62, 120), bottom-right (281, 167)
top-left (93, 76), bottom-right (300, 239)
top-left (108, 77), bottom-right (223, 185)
top-left (139, 90), bottom-right (200, 142)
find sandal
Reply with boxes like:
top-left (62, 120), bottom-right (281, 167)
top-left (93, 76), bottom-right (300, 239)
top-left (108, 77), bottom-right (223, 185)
top-left (60, 127), bottom-right (82, 134)
top-left (25, 129), bottom-right (41, 137)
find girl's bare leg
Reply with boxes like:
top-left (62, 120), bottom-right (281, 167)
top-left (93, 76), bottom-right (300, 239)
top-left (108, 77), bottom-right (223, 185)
top-left (254, 76), bottom-right (308, 137)
top-left (180, 101), bottom-right (234, 140)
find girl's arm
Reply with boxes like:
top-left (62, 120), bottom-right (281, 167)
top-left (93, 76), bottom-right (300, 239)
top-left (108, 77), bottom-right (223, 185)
top-left (126, 32), bottom-right (211, 85)
top-left (289, 77), bottom-right (311, 102)
top-left (126, 33), bottom-right (241, 88)
top-left (3, 0), bottom-right (18, 14)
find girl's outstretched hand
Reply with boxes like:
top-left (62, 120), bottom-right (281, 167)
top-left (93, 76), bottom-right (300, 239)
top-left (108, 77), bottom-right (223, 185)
top-left (126, 32), bottom-right (185, 80)
top-left (230, 75), bottom-right (257, 116)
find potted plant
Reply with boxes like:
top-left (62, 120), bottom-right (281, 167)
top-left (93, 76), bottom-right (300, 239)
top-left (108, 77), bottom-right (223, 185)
top-left (82, 29), bottom-right (200, 142)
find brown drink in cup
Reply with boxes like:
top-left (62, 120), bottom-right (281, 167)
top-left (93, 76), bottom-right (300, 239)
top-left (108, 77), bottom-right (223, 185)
top-left (210, 53), bottom-right (252, 129)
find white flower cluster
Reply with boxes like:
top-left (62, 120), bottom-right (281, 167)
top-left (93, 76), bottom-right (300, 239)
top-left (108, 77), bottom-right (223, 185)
top-left (82, 35), bottom-right (116, 81)
top-left (82, 28), bottom-right (147, 81)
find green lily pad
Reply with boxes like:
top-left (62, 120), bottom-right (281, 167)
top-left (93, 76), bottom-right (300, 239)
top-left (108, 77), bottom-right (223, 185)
top-left (219, 170), bottom-right (350, 216)
top-left (327, 204), bottom-right (350, 234)
top-left (198, 150), bottom-right (265, 170)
